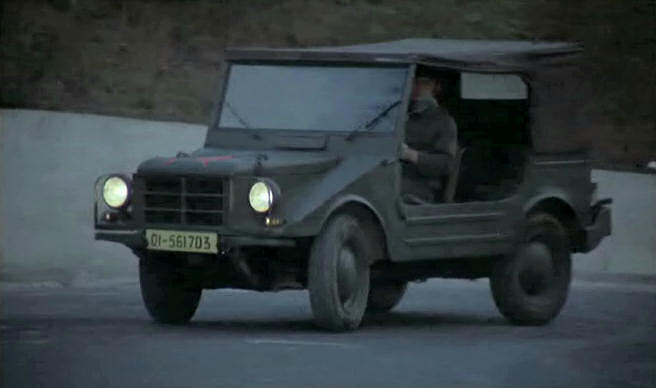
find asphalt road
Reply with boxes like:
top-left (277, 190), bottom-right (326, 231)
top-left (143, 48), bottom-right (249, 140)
top-left (1, 279), bottom-right (655, 388)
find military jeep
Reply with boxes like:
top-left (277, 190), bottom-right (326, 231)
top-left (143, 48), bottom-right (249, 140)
top-left (95, 39), bottom-right (611, 331)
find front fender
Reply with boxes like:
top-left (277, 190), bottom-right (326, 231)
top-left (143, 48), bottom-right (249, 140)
top-left (321, 194), bottom-right (387, 230)
top-left (278, 156), bottom-right (387, 226)
top-left (318, 194), bottom-right (391, 264)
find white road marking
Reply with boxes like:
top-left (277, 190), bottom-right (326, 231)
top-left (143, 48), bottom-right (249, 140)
top-left (21, 338), bottom-right (50, 345)
top-left (83, 291), bottom-right (123, 296)
top-left (245, 338), bottom-right (355, 348)
top-left (0, 328), bottom-right (49, 345)
top-left (23, 292), bottom-right (52, 297)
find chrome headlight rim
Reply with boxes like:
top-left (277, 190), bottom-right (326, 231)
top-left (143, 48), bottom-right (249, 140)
top-left (248, 179), bottom-right (278, 213)
top-left (102, 175), bottom-right (132, 209)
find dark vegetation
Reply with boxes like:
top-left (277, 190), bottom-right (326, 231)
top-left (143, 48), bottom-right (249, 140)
top-left (1, 0), bottom-right (654, 169)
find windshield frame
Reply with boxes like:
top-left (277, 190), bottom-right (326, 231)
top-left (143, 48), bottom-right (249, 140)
top-left (208, 60), bottom-right (414, 137)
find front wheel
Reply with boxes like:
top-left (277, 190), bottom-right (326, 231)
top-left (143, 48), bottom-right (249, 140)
top-left (139, 256), bottom-right (202, 324)
top-left (490, 213), bottom-right (571, 325)
top-left (308, 214), bottom-right (371, 331)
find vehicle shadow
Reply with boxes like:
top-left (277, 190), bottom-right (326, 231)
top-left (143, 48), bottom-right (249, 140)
top-left (187, 311), bottom-right (507, 334)
top-left (363, 311), bottom-right (506, 329)
top-left (0, 311), bottom-right (507, 341)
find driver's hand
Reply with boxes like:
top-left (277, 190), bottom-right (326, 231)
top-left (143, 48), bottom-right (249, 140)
top-left (401, 143), bottom-right (418, 164)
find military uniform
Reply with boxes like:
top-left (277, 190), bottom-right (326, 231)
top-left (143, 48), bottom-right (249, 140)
top-left (402, 98), bottom-right (458, 203)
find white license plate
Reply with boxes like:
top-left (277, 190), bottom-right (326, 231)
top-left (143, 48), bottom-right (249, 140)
top-left (146, 229), bottom-right (218, 254)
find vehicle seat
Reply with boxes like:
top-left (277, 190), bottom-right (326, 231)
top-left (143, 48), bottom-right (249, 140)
top-left (454, 144), bottom-right (527, 202)
top-left (443, 147), bottom-right (466, 203)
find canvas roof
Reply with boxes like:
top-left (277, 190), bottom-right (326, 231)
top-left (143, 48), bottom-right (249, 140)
top-left (225, 38), bottom-right (583, 72)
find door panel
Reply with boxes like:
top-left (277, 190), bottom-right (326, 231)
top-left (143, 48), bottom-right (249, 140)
top-left (394, 196), bottom-right (523, 261)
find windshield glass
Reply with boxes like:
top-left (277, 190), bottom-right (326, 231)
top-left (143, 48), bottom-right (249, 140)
top-left (218, 64), bottom-right (408, 132)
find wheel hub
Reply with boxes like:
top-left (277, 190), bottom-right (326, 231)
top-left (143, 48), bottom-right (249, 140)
top-left (518, 242), bottom-right (554, 296)
top-left (337, 245), bottom-right (359, 305)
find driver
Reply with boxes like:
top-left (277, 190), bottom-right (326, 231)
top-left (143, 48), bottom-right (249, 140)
top-left (401, 71), bottom-right (458, 204)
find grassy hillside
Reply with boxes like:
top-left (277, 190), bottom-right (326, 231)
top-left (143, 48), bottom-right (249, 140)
top-left (1, 0), bottom-right (654, 169)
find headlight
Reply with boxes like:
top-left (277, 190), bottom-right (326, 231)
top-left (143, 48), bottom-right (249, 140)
top-left (249, 181), bottom-right (274, 213)
top-left (102, 176), bottom-right (130, 209)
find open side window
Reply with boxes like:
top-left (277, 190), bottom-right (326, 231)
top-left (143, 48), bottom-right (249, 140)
top-left (446, 72), bottom-right (531, 203)
top-left (400, 68), bottom-right (531, 206)
top-left (397, 70), bottom-right (529, 261)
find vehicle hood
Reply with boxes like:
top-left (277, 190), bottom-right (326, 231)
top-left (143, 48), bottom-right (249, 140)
top-left (137, 147), bottom-right (393, 232)
top-left (136, 148), bottom-right (341, 176)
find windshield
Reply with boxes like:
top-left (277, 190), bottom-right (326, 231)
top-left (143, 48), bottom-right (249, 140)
top-left (218, 64), bottom-right (408, 132)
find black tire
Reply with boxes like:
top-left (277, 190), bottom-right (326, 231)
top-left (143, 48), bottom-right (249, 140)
top-left (139, 256), bottom-right (201, 324)
top-left (366, 281), bottom-right (407, 313)
top-left (490, 212), bottom-right (572, 325)
top-left (308, 214), bottom-right (371, 331)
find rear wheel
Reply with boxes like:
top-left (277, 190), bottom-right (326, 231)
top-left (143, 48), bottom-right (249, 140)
top-left (308, 214), bottom-right (371, 331)
top-left (490, 213), bottom-right (571, 325)
top-left (139, 255), bottom-right (202, 324)
top-left (367, 281), bottom-right (407, 313)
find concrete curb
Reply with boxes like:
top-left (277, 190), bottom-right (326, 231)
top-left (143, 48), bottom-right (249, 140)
top-left (573, 271), bottom-right (656, 285)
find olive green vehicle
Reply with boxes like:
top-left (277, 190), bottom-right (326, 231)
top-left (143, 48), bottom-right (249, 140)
top-left (95, 39), bottom-right (611, 331)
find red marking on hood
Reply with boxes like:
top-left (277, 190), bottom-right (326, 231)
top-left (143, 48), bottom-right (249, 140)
top-left (196, 155), bottom-right (234, 167)
top-left (164, 155), bottom-right (234, 166)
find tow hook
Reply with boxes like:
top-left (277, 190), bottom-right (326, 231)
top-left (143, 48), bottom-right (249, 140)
top-left (228, 248), bottom-right (259, 288)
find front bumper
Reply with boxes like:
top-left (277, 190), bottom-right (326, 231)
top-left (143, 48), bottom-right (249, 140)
top-left (580, 202), bottom-right (611, 253)
top-left (96, 230), bottom-right (145, 248)
top-left (95, 229), bottom-right (296, 251)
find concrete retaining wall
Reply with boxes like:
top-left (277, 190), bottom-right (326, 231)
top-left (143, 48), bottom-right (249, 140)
top-left (573, 170), bottom-right (656, 276)
top-left (0, 109), bottom-right (205, 284)
top-left (1, 109), bottom-right (654, 284)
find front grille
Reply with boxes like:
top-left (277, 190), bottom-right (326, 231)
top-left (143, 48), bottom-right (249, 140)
top-left (137, 176), bottom-right (225, 226)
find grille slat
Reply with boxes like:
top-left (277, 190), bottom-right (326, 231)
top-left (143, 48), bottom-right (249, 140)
top-left (143, 207), bottom-right (224, 214)
top-left (138, 176), bottom-right (224, 226)
top-left (145, 191), bottom-right (224, 198)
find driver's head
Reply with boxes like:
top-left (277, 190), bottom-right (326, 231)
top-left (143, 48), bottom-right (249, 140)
top-left (411, 74), bottom-right (441, 101)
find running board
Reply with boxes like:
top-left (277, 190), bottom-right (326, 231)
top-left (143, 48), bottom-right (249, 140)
top-left (404, 233), bottom-right (513, 247)
top-left (404, 211), bottom-right (505, 225)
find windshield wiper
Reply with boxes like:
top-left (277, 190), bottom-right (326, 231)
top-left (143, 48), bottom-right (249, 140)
top-left (224, 101), bottom-right (252, 129)
top-left (346, 100), bottom-right (401, 141)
